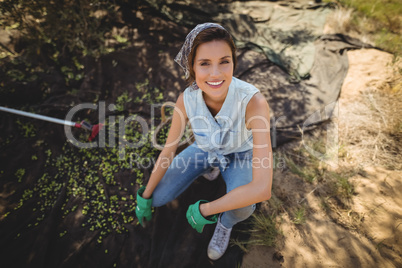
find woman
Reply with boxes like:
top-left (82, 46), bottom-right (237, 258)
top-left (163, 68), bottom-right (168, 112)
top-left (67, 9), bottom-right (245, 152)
top-left (135, 22), bottom-right (273, 260)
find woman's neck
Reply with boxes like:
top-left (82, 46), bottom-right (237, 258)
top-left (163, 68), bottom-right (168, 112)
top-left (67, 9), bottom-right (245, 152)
top-left (202, 91), bottom-right (227, 117)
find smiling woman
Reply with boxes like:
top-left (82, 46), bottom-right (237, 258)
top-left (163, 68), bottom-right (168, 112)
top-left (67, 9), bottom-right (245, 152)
top-left (135, 22), bottom-right (273, 261)
top-left (194, 40), bottom-right (234, 114)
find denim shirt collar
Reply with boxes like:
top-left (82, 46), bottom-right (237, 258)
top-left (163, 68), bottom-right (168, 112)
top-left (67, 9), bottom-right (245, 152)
top-left (196, 80), bottom-right (235, 170)
top-left (197, 78), bottom-right (234, 123)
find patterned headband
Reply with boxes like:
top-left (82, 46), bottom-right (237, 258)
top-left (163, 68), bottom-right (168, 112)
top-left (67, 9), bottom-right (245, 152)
top-left (174, 22), bottom-right (226, 79)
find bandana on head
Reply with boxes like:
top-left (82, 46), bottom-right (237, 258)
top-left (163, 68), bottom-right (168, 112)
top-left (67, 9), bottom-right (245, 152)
top-left (174, 22), bottom-right (226, 79)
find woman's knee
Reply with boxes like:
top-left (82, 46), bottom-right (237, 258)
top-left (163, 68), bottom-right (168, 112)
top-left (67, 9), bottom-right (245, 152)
top-left (150, 185), bottom-right (171, 207)
top-left (227, 204), bottom-right (256, 221)
top-left (151, 197), bottom-right (165, 208)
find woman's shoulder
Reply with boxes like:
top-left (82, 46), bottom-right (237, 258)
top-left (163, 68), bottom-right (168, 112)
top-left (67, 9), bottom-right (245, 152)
top-left (183, 83), bottom-right (199, 99)
top-left (231, 77), bottom-right (260, 105)
top-left (232, 77), bottom-right (259, 95)
top-left (246, 92), bottom-right (270, 119)
top-left (181, 85), bottom-right (199, 117)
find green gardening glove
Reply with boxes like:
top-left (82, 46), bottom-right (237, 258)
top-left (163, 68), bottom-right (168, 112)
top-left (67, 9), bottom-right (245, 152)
top-left (186, 200), bottom-right (218, 233)
top-left (135, 186), bottom-right (153, 227)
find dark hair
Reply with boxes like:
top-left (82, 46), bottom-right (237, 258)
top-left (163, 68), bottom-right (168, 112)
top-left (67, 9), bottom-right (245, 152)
top-left (187, 27), bottom-right (237, 85)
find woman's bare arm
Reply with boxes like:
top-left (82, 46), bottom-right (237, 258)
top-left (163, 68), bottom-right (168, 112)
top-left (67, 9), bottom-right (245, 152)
top-left (199, 93), bottom-right (273, 216)
top-left (142, 93), bottom-right (188, 199)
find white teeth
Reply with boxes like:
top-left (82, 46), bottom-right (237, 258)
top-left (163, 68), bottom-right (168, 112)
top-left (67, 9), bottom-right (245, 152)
top-left (207, 81), bottom-right (223, 86)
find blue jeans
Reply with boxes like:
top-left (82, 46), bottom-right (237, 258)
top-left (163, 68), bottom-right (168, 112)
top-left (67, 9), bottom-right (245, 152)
top-left (152, 143), bottom-right (256, 228)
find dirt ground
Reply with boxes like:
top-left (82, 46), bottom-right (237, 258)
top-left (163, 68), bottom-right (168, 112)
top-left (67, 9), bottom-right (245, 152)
top-left (242, 49), bottom-right (402, 267)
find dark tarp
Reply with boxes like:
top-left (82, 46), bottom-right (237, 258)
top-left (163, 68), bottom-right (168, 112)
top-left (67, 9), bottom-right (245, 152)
top-left (0, 0), bottom-right (375, 267)
top-left (136, 0), bottom-right (375, 145)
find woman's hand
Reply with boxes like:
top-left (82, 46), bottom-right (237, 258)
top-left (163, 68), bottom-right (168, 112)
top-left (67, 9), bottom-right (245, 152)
top-left (186, 200), bottom-right (218, 233)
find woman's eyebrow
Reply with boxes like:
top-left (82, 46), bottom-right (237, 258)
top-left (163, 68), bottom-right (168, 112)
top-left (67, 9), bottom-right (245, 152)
top-left (197, 55), bottom-right (231, 62)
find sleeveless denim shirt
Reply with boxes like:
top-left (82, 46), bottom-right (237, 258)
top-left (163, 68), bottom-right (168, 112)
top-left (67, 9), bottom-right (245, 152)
top-left (183, 77), bottom-right (259, 170)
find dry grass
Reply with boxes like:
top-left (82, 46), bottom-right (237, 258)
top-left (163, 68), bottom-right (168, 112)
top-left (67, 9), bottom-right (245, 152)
top-left (231, 194), bottom-right (284, 252)
top-left (269, 58), bottom-right (402, 237)
top-left (291, 206), bottom-right (306, 225)
top-left (338, 77), bottom-right (402, 170)
top-left (324, 0), bottom-right (402, 56)
top-left (324, 6), bottom-right (374, 45)
top-left (325, 7), bottom-right (354, 34)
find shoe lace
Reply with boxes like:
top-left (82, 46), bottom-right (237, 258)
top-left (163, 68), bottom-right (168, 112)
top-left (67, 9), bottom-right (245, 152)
top-left (212, 225), bottom-right (230, 250)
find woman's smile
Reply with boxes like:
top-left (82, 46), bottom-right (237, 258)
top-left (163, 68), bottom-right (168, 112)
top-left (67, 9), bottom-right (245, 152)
top-left (206, 80), bottom-right (224, 87)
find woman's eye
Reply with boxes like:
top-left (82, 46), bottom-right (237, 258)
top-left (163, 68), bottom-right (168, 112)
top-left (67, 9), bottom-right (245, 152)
top-left (200, 62), bottom-right (209, 66)
top-left (221, 60), bottom-right (230, 64)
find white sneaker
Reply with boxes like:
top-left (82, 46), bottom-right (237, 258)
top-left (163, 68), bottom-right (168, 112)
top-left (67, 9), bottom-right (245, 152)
top-left (207, 215), bottom-right (232, 260)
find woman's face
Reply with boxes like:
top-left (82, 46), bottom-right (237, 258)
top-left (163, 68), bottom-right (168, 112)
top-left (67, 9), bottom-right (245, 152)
top-left (193, 40), bottom-right (233, 101)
